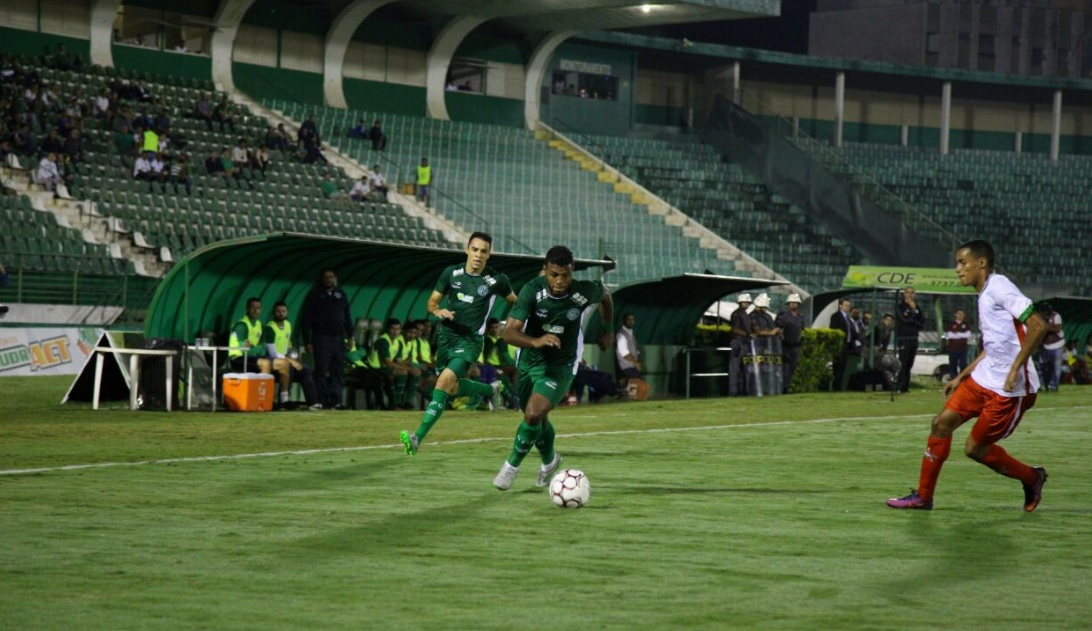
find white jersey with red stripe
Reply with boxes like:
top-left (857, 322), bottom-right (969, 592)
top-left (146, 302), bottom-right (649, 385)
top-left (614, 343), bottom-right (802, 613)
top-left (971, 272), bottom-right (1039, 397)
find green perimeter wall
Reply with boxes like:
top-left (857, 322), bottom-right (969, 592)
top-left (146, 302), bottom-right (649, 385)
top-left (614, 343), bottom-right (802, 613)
top-left (763, 115), bottom-right (1092, 155)
top-left (234, 62), bottom-right (324, 106)
top-left (112, 45), bottom-right (211, 83)
top-left (0, 26), bottom-right (89, 60)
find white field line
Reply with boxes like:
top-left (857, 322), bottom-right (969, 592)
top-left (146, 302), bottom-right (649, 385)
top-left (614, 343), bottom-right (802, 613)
top-left (0, 412), bottom-right (935, 477)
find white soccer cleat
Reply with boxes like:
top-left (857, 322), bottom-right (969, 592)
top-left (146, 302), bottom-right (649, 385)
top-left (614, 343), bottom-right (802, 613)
top-left (492, 462), bottom-right (520, 491)
top-left (536, 452), bottom-right (562, 487)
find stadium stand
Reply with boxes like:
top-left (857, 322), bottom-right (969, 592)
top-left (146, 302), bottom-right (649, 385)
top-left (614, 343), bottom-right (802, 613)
top-left (265, 99), bottom-right (743, 287)
top-left (1, 54), bottom-right (452, 281)
top-left (792, 137), bottom-right (1092, 295)
top-left (573, 133), bottom-right (863, 293)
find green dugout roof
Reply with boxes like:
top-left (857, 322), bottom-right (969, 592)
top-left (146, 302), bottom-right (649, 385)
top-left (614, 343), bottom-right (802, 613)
top-left (144, 234), bottom-right (614, 342)
top-left (589, 273), bottom-right (789, 346)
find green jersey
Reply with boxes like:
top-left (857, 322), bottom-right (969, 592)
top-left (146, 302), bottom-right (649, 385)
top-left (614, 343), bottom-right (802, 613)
top-left (433, 264), bottom-right (513, 336)
top-left (509, 276), bottom-right (606, 370)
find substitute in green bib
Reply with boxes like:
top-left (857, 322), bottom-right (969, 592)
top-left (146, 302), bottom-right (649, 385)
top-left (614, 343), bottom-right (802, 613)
top-left (493, 245), bottom-right (613, 491)
top-left (400, 232), bottom-right (516, 456)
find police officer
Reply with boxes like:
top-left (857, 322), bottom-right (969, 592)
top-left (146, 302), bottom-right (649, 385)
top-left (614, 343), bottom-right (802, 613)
top-left (729, 293), bottom-right (754, 396)
top-left (775, 293), bottom-right (806, 394)
top-left (299, 269), bottom-right (353, 409)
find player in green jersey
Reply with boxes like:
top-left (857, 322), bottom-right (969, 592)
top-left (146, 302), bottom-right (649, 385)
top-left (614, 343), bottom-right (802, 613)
top-left (400, 232), bottom-right (517, 455)
top-left (492, 245), bottom-right (613, 490)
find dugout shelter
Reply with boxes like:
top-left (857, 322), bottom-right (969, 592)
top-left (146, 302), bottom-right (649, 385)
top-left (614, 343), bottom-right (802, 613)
top-left (143, 233), bottom-right (614, 343)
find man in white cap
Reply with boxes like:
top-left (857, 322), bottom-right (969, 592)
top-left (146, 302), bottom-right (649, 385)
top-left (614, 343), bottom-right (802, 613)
top-left (776, 293), bottom-right (806, 394)
top-left (729, 293), bottom-right (754, 396)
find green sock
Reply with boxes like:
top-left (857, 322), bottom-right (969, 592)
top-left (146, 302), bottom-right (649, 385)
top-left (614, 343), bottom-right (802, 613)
top-left (507, 421), bottom-right (542, 467)
top-left (415, 389), bottom-right (449, 442)
top-left (394, 375), bottom-right (408, 406)
top-left (404, 373), bottom-right (421, 407)
top-left (456, 379), bottom-right (494, 398)
top-left (535, 419), bottom-right (555, 465)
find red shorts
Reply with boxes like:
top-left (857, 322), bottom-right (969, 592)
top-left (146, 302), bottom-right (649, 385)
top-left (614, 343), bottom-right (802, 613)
top-left (944, 376), bottom-right (1037, 445)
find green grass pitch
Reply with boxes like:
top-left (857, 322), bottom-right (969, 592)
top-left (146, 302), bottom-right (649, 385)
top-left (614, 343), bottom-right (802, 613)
top-left (1, 376), bottom-right (1090, 630)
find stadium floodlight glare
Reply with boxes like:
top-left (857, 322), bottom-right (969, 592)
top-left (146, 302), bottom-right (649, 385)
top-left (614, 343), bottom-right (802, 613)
top-left (641, 4), bottom-right (652, 13)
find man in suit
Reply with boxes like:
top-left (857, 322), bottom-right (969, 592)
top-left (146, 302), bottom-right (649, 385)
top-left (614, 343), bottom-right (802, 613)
top-left (830, 298), bottom-right (861, 391)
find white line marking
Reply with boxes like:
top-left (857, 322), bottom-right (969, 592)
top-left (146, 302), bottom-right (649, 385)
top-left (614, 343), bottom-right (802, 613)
top-left (0, 413), bottom-right (934, 477)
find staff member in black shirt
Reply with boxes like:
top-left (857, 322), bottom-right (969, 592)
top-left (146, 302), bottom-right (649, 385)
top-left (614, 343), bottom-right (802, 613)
top-left (896, 286), bottom-right (926, 394)
top-left (299, 269), bottom-right (354, 409)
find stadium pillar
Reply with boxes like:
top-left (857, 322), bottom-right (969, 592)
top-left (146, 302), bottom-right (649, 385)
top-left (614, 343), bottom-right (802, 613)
top-left (210, 0), bottom-right (256, 93)
top-left (426, 16), bottom-right (486, 121)
top-left (940, 81), bottom-right (952, 156)
top-left (524, 31), bottom-right (577, 130)
top-left (1051, 89), bottom-right (1063, 162)
top-left (89, 0), bottom-right (122, 68)
top-left (834, 72), bottom-right (845, 148)
top-left (323, 0), bottom-right (393, 109)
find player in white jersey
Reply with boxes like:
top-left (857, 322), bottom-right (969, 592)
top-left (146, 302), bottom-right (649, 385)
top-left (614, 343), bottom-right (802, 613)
top-left (887, 240), bottom-right (1049, 511)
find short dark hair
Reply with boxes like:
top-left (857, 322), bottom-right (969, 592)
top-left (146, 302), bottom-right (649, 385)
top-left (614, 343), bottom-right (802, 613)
top-left (273, 301), bottom-right (287, 310)
top-left (957, 239), bottom-right (995, 270)
top-left (386, 318), bottom-right (401, 328)
top-left (468, 232), bottom-right (493, 247)
top-left (246, 297), bottom-right (261, 308)
top-left (544, 245), bottom-right (574, 268)
top-left (487, 317), bottom-right (499, 326)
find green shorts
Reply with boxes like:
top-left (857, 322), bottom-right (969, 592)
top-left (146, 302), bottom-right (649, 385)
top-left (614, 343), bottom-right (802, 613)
top-left (434, 328), bottom-right (483, 378)
top-left (517, 362), bottom-right (576, 410)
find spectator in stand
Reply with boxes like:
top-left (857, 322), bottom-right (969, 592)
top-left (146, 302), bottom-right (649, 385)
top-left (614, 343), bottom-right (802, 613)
top-left (212, 94), bottom-right (236, 133)
top-left (93, 89), bottom-right (110, 118)
top-left (34, 152), bottom-right (62, 192)
top-left (253, 145), bottom-right (271, 176)
top-left (304, 139), bottom-right (327, 165)
top-left (262, 126), bottom-right (280, 150)
top-left (170, 154), bottom-right (192, 195)
top-left (416, 157), bottom-right (432, 206)
top-left (946, 308), bottom-right (972, 382)
top-left (111, 105), bottom-right (135, 153)
top-left (895, 286), bottom-right (926, 393)
top-left (194, 92), bottom-right (214, 131)
top-left (205, 148), bottom-right (226, 178)
top-left (220, 146), bottom-right (252, 189)
top-left (349, 120), bottom-right (367, 139)
top-left (133, 150), bottom-right (166, 192)
top-left (349, 174), bottom-right (372, 204)
top-left (275, 123), bottom-right (291, 150)
top-left (41, 128), bottom-right (64, 155)
top-left (132, 80), bottom-right (153, 103)
top-left (320, 173), bottom-right (350, 202)
top-left (298, 115), bottom-right (319, 146)
top-left (292, 138), bottom-right (308, 163)
top-left (14, 123), bottom-right (37, 157)
top-left (369, 164), bottom-right (389, 200)
top-left (231, 139), bottom-right (251, 175)
top-left (370, 120), bottom-right (387, 151)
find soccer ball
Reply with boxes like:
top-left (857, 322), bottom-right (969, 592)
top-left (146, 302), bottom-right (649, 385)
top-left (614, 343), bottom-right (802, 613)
top-left (549, 469), bottom-right (591, 508)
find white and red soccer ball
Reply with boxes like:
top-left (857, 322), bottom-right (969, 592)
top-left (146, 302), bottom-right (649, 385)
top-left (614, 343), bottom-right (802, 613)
top-left (549, 468), bottom-right (591, 508)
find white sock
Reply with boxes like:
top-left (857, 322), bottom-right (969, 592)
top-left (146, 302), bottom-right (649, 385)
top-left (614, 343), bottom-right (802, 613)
top-left (280, 392), bottom-right (289, 403)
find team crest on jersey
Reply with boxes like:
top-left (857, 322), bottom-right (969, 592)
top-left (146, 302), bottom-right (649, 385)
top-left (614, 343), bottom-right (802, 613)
top-left (477, 285), bottom-right (489, 297)
top-left (566, 308), bottom-right (580, 321)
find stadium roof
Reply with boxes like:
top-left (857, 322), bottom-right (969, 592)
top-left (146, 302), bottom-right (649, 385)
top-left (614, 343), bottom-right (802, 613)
top-left (144, 233), bottom-right (613, 343)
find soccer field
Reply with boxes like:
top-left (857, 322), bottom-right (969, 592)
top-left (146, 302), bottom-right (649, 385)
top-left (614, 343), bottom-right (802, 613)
top-left (2, 376), bottom-right (1090, 630)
